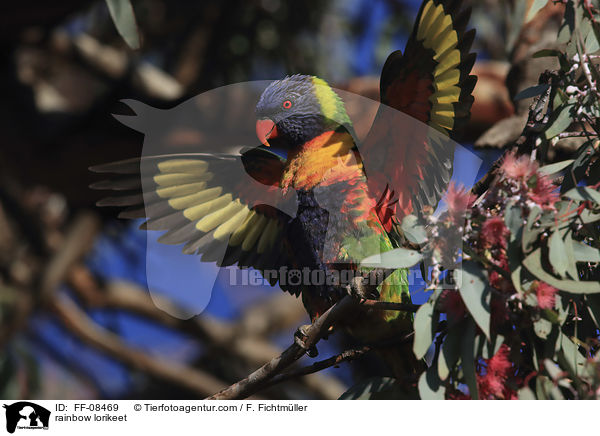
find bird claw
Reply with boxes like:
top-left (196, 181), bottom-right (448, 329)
top-left (294, 324), bottom-right (319, 357)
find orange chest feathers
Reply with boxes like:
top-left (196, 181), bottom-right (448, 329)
top-left (280, 131), bottom-right (365, 191)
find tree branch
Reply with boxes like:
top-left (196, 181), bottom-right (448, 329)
top-left (206, 295), bottom-right (356, 400)
top-left (264, 346), bottom-right (371, 388)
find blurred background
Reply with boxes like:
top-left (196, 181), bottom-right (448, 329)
top-left (0, 0), bottom-right (566, 399)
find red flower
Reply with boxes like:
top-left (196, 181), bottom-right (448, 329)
top-left (438, 290), bottom-right (466, 322)
top-left (480, 216), bottom-right (509, 248)
top-left (488, 344), bottom-right (512, 374)
top-left (529, 174), bottom-right (559, 209)
top-left (445, 182), bottom-right (473, 224)
top-left (534, 281), bottom-right (558, 310)
top-left (477, 344), bottom-right (514, 399)
top-left (488, 253), bottom-right (515, 294)
top-left (501, 151), bottom-right (536, 180)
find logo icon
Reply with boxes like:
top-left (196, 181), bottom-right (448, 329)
top-left (3, 402), bottom-right (50, 434)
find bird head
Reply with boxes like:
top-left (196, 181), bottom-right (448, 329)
top-left (255, 74), bottom-right (351, 148)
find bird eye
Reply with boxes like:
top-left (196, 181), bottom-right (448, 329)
top-left (282, 100), bottom-right (292, 109)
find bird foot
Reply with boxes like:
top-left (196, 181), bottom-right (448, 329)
top-left (294, 324), bottom-right (319, 357)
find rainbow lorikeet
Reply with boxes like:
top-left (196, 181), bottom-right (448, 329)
top-left (92, 0), bottom-right (476, 377)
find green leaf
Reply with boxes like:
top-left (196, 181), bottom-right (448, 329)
top-left (563, 187), bottom-right (600, 205)
top-left (401, 215), bottom-right (427, 245)
top-left (514, 84), bottom-right (550, 101)
top-left (526, 0), bottom-right (549, 22)
top-left (413, 296), bottom-right (437, 360)
top-left (360, 247), bottom-right (422, 269)
top-left (455, 261), bottom-right (491, 340)
top-left (563, 231), bottom-right (579, 279)
top-left (438, 326), bottom-right (461, 380)
top-left (518, 386), bottom-right (537, 400)
top-left (548, 228), bottom-right (570, 278)
top-left (522, 206), bottom-right (543, 253)
top-left (460, 319), bottom-right (479, 400)
top-left (534, 318), bottom-right (553, 339)
top-left (572, 241), bottom-right (600, 262)
top-left (105, 0), bottom-right (141, 50)
top-left (523, 248), bottom-right (600, 293)
top-left (560, 141), bottom-right (595, 193)
top-left (558, 0), bottom-right (576, 44)
top-left (543, 358), bottom-right (562, 381)
top-left (339, 377), bottom-right (411, 399)
top-left (539, 160), bottom-right (574, 176)
top-left (582, 16), bottom-right (600, 53)
top-left (504, 201), bottom-right (523, 235)
top-left (579, 210), bottom-right (600, 224)
top-left (545, 104), bottom-right (575, 139)
top-left (532, 49), bottom-right (562, 58)
top-left (557, 333), bottom-right (586, 378)
top-left (418, 366), bottom-right (446, 400)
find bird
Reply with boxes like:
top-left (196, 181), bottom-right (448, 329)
top-left (91, 0), bottom-right (477, 380)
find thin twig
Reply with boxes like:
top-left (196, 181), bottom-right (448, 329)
top-left (265, 346), bottom-right (371, 388)
top-left (558, 131), bottom-right (596, 139)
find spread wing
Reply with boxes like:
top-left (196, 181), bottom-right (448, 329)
top-left (362, 0), bottom-right (477, 221)
top-left (91, 146), bottom-right (296, 284)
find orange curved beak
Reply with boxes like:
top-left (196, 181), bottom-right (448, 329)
top-left (255, 119), bottom-right (278, 146)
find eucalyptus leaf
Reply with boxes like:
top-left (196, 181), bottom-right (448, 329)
top-left (361, 247), bottom-right (423, 269)
top-left (418, 366), bottom-right (446, 400)
top-left (413, 297), bottom-right (437, 360)
top-left (532, 49), bottom-right (562, 58)
top-left (522, 206), bottom-right (543, 253)
top-left (563, 187), bottom-right (600, 205)
top-left (572, 241), bottom-right (600, 262)
top-left (105, 0), bottom-right (141, 50)
top-left (548, 228), bottom-right (570, 278)
top-left (438, 327), bottom-right (460, 381)
top-left (401, 215), bottom-right (427, 245)
top-left (518, 386), bottom-right (537, 400)
top-left (460, 320), bottom-right (478, 400)
top-left (563, 231), bottom-right (579, 280)
top-left (455, 261), bottom-right (491, 340)
top-left (523, 248), bottom-right (600, 293)
top-left (545, 104), bottom-right (575, 139)
top-left (514, 84), bottom-right (550, 101)
top-left (557, 333), bottom-right (586, 378)
top-left (534, 318), bottom-right (553, 339)
top-left (558, 0), bottom-right (575, 44)
top-left (539, 160), bottom-right (574, 176)
top-left (544, 359), bottom-right (562, 381)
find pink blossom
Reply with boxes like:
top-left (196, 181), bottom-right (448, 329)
top-left (477, 344), bottom-right (515, 399)
top-left (445, 182), bottom-right (473, 224)
top-left (529, 174), bottom-right (559, 209)
top-left (501, 151), bottom-right (537, 180)
top-left (480, 216), bottom-right (509, 248)
top-left (534, 281), bottom-right (558, 310)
